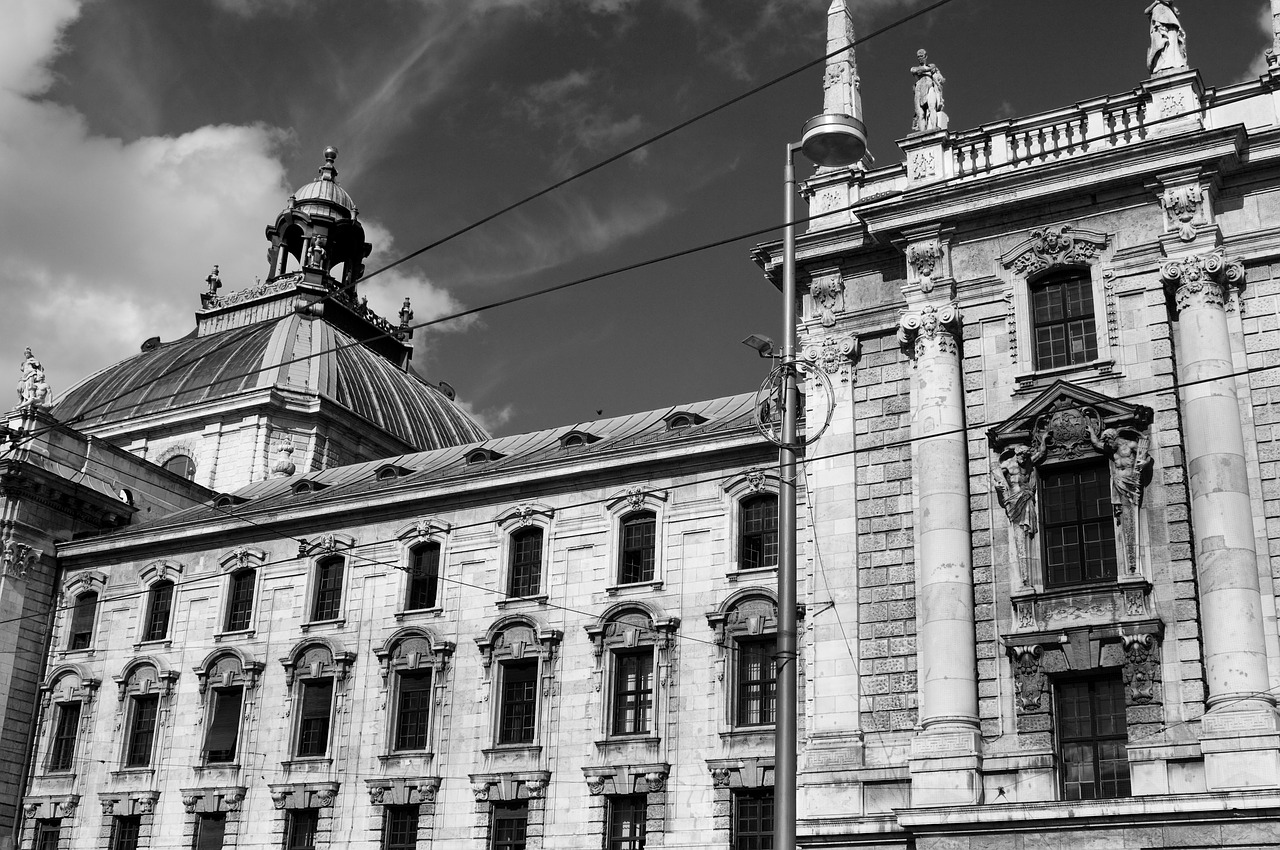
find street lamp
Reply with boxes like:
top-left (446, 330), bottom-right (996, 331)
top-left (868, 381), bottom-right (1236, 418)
top-left (775, 113), bottom-right (864, 850)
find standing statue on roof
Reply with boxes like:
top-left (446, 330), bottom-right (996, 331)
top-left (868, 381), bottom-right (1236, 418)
top-left (910, 49), bottom-right (948, 133)
top-left (1146, 1), bottom-right (1187, 75)
top-left (16, 347), bottom-right (52, 411)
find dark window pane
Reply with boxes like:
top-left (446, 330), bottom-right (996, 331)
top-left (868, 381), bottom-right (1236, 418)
top-left (125, 696), bottom-right (158, 767)
top-left (740, 496), bottom-right (778, 571)
top-left (736, 639), bottom-right (777, 727)
top-left (1042, 465), bottom-right (1117, 587)
top-left (508, 529), bottom-right (543, 598)
top-left (112, 816), bottom-right (141, 850)
top-left (612, 651), bottom-right (654, 736)
top-left (144, 581), bottom-right (174, 642)
top-left (620, 513), bottom-right (656, 584)
top-left (1032, 274), bottom-right (1097, 370)
top-left (49, 701), bottom-right (81, 771)
top-left (498, 660), bottom-right (538, 745)
top-left (296, 679), bottom-right (333, 757)
top-left (195, 814), bottom-right (226, 850)
top-left (383, 805), bottom-right (418, 850)
top-left (1057, 675), bottom-right (1130, 801)
top-left (35, 821), bottom-right (61, 850)
top-left (406, 545), bottom-right (439, 610)
top-left (733, 789), bottom-right (774, 850)
top-left (163, 454), bottom-right (196, 480)
top-left (68, 592), bottom-right (97, 650)
top-left (606, 795), bottom-right (647, 850)
top-left (286, 810), bottom-right (319, 850)
top-left (204, 687), bottom-right (243, 763)
top-left (394, 671), bottom-right (433, 751)
top-left (225, 570), bottom-right (255, 632)
top-left (311, 557), bottom-right (344, 621)
top-left (491, 802), bottom-right (528, 850)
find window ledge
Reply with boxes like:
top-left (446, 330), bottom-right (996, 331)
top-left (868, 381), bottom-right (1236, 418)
top-left (494, 594), bottom-right (548, 610)
top-left (394, 607), bottom-right (443, 621)
top-left (718, 727), bottom-right (775, 745)
top-left (109, 767), bottom-right (155, 779)
top-left (726, 567), bottom-right (778, 584)
top-left (58, 648), bottom-right (96, 660)
top-left (605, 581), bottom-right (663, 596)
top-left (595, 735), bottom-right (661, 749)
top-left (280, 757), bottom-right (333, 771)
top-left (1013, 358), bottom-right (1116, 393)
top-left (481, 744), bottom-right (542, 758)
top-left (300, 618), bottom-right (346, 632)
top-left (193, 763), bottom-right (241, 776)
top-left (132, 638), bottom-right (172, 651)
top-left (378, 751), bottom-right (435, 766)
top-left (214, 629), bottom-right (255, 642)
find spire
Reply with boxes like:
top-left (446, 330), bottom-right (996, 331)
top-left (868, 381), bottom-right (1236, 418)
top-left (822, 0), bottom-right (861, 122)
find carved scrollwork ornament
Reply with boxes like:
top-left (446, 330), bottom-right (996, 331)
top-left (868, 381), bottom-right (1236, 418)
top-left (710, 768), bottom-right (733, 788)
top-left (1011, 645), bottom-right (1046, 712)
top-left (471, 782), bottom-right (492, 802)
top-left (525, 778), bottom-right (547, 799)
top-left (897, 302), bottom-right (962, 360)
top-left (417, 779), bottom-right (441, 803)
top-left (1160, 250), bottom-right (1245, 313)
top-left (270, 790), bottom-right (289, 810)
top-left (585, 776), bottom-right (607, 796)
top-left (368, 786), bottom-right (386, 805)
top-left (1160, 184), bottom-right (1203, 242)
top-left (644, 771), bottom-right (668, 793)
top-left (1122, 633), bottom-right (1159, 705)
top-left (1007, 225), bottom-right (1103, 277)
top-left (802, 334), bottom-right (860, 376)
top-left (907, 241), bottom-right (944, 292)
top-left (809, 272), bottom-right (845, 328)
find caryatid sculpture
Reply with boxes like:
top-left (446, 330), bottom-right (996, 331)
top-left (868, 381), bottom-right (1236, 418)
top-left (1086, 411), bottom-right (1153, 576)
top-left (910, 49), bottom-right (948, 133)
top-left (991, 429), bottom-right (1047, 589)
top-left (1146, 1), bottom-right (1187, 75)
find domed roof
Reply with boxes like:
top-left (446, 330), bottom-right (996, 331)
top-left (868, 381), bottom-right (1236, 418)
top-left (291, 147), bottom-right (355, 218)
top-left (53, 315), bottom-right (489, 451)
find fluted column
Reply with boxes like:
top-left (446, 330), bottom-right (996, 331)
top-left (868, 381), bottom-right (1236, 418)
top-left (898, 302), bottom-right (981, 805)
top-left (1163, 250), bottom-right (1280, 789)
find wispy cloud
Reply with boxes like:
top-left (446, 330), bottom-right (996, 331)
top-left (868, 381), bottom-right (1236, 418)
top-left (1242, 1), bottom-right (1274, 81)
top-left (513, 70), bottom-right (645, 176)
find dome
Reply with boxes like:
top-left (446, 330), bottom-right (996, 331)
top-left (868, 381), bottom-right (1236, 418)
top-left (290, 146), bottom-right (355, 219)
top-left (53, 315), bottom-right (489, 451)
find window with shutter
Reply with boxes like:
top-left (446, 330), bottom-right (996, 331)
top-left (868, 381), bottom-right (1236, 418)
top-left (143, 580), bottom-right (174, 642)
top-left (68, 591), bottom-right (97, 650)
top-left (203, 686), bottom-right (243, 763)
top-left (49, 702), bottom-right (81, 771)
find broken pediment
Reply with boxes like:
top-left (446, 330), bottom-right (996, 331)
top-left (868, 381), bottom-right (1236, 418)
top-left (987, 380), bottom-right (1152, 461)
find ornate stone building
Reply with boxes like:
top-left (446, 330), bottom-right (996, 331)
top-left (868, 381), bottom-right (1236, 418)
top-left (16, 2), bottom-right (1280, 850)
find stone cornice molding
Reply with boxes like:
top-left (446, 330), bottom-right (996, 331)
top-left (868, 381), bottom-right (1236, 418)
top-left (1160, 249), bottom-right (1244, 312)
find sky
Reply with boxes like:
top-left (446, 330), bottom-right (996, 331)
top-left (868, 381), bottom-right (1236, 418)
top-left (1, 0), bottom-right (1272, 437)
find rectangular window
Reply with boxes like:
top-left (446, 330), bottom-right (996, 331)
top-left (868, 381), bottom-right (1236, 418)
top-left (1042, 465), bottom-right (1117, 586)
top-left (34, 820), bottom-right (61, 850)
top-left (124, 695), bottom-right (159, 767)
top-left (394, 670), bottom-right (433, 752)
top-left (490, 801), bottom-right (528, 850)
top-left (406, 545), bottom-right (439, 611)
top-left (111, 815), bottom-right (141, 850)
top-left (143, 581), bottom-right (174, 642)
top-left (203, 686), bottom-right (244, 763)
top-left (382, 805), bottom-right (419, 850)
top-left (611, 650), bottom-right (654, 736)
top-left (224, 570), bottom-right (255, 632)
top-left (1032, 274), bottom-right (1097, 370)
top-left (508, 529), bottom-right (543, 598)
top-left (619, 514), bottom-right (656, 584)
top-left (296, 679), bottom-right (333, 758)
top-left (740, 496), bottom-right (778, 571)
top-left (194, 813), bottom-right (227, 850)
top-left (311, 557), bottom-right (344, 622)
top-left (606, 795), bottom-right (646, 850)
top-left (285, 810), bottom-right (319, 850)
top-left (1058, 674), bottom-right (1130, 800)
top-left (49, 701), bottom-right (81, 771)
top-left (732, 789), bottom-right (774, 850)
top-left (68, 591), bottom-right (97, 650)
top-left (498, 660), bottom-right (538, 745)
top-left (736, 638), bottom-right (777, 727)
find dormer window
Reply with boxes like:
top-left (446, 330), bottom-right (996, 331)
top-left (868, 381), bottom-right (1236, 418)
top-left (375, 465), bottom-right (413, 481)
top-left (292, 479), bottom-right (327, 495)
top-left (663, 411), bottom-right (707, 431)
top-left (213, 494), bottom-right (249, 509)
top-left (466, 448), bottom-right (505, 465)
top-left (560, 430), bottom-right (602, 449)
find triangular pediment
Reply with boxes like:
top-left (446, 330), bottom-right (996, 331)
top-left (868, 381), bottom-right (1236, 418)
top-left (987, 380), bottom-right (1152, 461)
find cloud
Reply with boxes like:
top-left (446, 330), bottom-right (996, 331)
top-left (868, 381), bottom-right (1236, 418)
top-left (358, 218), bottom-right (474, 334)
top-left (1242, 2), bottom-right (1274, 80)
top-left (513, 70), bottom-right (645, 176)
top-left (452, 398), bottom-right (515, 434)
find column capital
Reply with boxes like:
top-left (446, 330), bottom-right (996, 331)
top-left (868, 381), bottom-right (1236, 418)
top-left (897, 302), bottom-right (962, 360)
top-left (1160, 250), bottom-right (1244, 313)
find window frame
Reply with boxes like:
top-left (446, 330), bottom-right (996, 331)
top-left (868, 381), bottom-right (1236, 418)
top-left (404, 542), bottom-right (441, 612)
top-left (496, 659), bottom-right (538, 746)
top-left (309, 555), bottom-right (346, 623)
top-left (111, 815), bottom-right (142, 850)
top-left (734, 636), bottom-right (778, 728)
top-left (605, 794), bottom-right (647, 850)
top-left (123, 693), bottom-right (160, 768)
top-left (47, 701), bottom-right (82, 772)
top-left (618, 510), bottom-right (657, 586)
top-left (194, 813), bottom-right (227, 850)
top-left (392, 668), bottom-right (433, 753)
top-left (285, 809), bottom-right (319, 850)
top-left (737, 493), bottom-right (779, 573)
top-left (381, 805), bottom-right (419, 850)
top-left (490, 801), bottom-right (528, 850)
top-left (223, 568), bottom-right (257, 633)
top-left (1029, 269), bottom-right (1099, 372)
top-left (1040, 460), bottom-right (1118, 588)
top-left (162, 453), bottom-right (197, 480)
top-left (506, 527), bottom-right (544, 599)
top-left (294, 677), bottom-right (335, 759)
top-left (34, 820), bottom-right (61, 850)
top-left (67, 591), bottom-right (98, 652)
top-left (1055, 672), bottom-right (1131, 801)
top-left (142, 579), bottom-right (175, 643)
top-left (731, 788), bottom-right (774, 850)
top-left (202, 684), bottom-right (245, 764)
top-left (610, 648), bottom-right (655, 737)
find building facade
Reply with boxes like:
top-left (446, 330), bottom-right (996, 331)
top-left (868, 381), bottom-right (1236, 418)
top-left (17, 3), bottom-right (1280, 849)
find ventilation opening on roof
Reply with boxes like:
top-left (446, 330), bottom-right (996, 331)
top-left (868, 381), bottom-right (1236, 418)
top-left (213, 494), bottom-right (250, 509)
top-left (664, 411), bottom-right (708, 431)
top-left (465, 448), bottom-right (505, 465)
top-left (291, 480), bottom-right (328, 495)
top-left (560, 430), bottom-right (602, 449)
top-left (375, 464), bottom-right (414, 481)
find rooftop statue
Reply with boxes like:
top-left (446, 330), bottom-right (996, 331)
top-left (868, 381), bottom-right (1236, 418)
top-left (16, 347), bottom-right (52, 411)
top-left (1146, 1), bottom-right (1188, 75)
top-left (910, 49), bottom-right (948, 133)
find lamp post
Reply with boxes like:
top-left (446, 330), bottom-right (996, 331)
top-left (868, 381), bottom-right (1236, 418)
top-left (774, 112), bottom-right (864, 850)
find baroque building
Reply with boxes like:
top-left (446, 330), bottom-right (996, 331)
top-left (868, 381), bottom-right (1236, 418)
top-left (14, 2), bottom-right (1280, 849)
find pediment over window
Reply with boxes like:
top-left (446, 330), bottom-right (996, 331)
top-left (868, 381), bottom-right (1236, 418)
top-left (987, 380), bottom-right (1152, 460)
top-left (999, 225), bottom-right (1109, 278)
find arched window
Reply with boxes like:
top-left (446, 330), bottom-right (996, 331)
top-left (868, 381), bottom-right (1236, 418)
top-left (619, 512), bottom-right (656, 585)
top-left (406, 543), bottom-right (440, 611)
top-left (142, 580), bottom-right (174, 642)
top-left (508, 527), bottom-right (543, 598)
top-left (739, 494), bottom-right (778, 571)
top-left (282, 642), bottom-right (354, 759)
top-left (67, 592), bottom-right (98, 651)
top-left (163, 454), bottom-right (196, 480)
top-left (1030, 269), bottom-right (1097, 371)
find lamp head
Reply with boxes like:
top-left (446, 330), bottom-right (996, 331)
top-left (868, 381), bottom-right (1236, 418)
top-left (800, 113), bottom-right (867, 167)
top-left (741, 334), bottom-right (777, 358)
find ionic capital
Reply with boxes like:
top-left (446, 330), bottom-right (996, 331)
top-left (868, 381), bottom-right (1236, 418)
top-left (897, 302), bottom-right (962, 360)
top-left (1160, 250), bottom-right (1244, 313)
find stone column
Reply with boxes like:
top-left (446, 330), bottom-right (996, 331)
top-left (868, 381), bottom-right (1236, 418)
top-left (1162, 250), bottom-right (1280, 789)
top-left (897, 300), bottom-right (981, 805)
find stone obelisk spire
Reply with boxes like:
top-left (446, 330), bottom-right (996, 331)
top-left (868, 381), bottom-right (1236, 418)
top-left (822, 0), bottom-right (862, 121)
